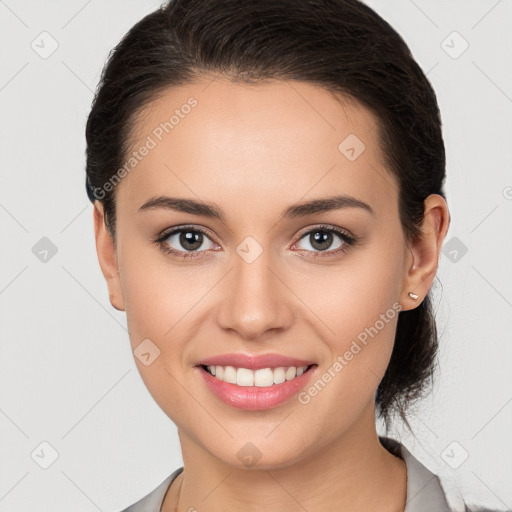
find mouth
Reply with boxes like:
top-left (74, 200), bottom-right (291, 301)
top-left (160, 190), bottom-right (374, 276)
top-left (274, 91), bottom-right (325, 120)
top-left (196, 362), bottom-right (318, 410)
top-left (200, 363), bottom-right (315, 387)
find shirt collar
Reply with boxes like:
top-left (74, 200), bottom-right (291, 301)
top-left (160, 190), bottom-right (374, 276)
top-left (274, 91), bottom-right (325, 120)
top-left (379, 436), bottom-right (452, 512)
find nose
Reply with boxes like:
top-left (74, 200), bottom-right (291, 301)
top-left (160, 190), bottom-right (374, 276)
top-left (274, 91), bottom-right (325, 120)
top-left (215, 245), bottom-right (294, 341)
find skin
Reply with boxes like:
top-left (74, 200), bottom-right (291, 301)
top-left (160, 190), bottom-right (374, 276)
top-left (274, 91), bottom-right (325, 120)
top-left (93, 77), bottom-right (450, 512)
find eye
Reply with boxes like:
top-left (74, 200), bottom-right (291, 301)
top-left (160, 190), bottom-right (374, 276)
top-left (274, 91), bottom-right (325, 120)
top-left (155, 226), bottom-right (218, 259)
top-left (154, 223), bottom-right (357, 261)
top-left (291, 225), bottom-right (356, 257)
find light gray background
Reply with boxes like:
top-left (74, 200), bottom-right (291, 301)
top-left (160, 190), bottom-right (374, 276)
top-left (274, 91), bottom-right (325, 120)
top-left (1, 1), bottom-right (511, 510)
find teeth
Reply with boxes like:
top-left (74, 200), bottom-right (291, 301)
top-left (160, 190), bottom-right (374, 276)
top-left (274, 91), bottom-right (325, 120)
top-left (255, 368), bottom-right (273, 387)
top-left (273, 367), bottom-right (286, 384)
top-left (223, 366), bottom-right (237, 384)
top-left (285, 367), bottom-right (296, 380)
top-left (237, 367), bottom-right (254, 386)
top-left (205, 365), bottom-right (309, 386)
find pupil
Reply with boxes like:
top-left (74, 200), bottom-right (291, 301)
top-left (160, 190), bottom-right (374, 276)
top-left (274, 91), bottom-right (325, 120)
top-left (180, 230), bottom-right (202, 250)
top-left (311, 231), bottom-right (332, 250)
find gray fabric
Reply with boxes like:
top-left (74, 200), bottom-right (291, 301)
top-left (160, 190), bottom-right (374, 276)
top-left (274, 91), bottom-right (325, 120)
top-left (379, 437), bottom-right (453, 512)
top-left (120, 437), bottom-right (458, 511)
top-left (121, 467), bottom-right (183, 512)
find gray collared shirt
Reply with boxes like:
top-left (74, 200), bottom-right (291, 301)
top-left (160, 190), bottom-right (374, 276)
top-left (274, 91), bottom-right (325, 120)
top-left (120, 436), bottom-right (467, 512)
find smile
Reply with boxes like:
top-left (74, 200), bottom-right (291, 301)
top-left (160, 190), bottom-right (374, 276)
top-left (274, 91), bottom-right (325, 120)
top-left (202, 364), bottom-right (312, 387)
top-left (197, 363), bottom-right (317, 410)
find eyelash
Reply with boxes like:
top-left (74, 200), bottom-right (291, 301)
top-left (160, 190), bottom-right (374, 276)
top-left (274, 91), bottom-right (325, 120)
top-left (154, 223), bottom-right (357, 260)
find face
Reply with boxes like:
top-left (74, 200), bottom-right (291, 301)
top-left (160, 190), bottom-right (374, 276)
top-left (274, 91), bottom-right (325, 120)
top-left (94, 77), bottom-right (442, 470)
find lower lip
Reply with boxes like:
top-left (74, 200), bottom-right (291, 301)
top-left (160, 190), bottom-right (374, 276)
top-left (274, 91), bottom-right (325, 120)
top-left (197, 365), bottom-right (317, 410)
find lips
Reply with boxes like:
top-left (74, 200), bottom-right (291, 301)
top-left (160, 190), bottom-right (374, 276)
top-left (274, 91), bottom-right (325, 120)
top-left (195, 352), bottom-right (315, 370)
top-left (195, 353), bottom-right (318, 410)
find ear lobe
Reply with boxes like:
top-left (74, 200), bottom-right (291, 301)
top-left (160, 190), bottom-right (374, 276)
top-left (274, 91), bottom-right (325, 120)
top-left (401, 194), bottom-right (450, 310)
top-left (93, 201), bottom-right (125, 311)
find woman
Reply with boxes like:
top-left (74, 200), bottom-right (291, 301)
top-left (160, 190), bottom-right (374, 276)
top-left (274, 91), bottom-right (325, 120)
top-left (85, 1), bottom-right (494, 511)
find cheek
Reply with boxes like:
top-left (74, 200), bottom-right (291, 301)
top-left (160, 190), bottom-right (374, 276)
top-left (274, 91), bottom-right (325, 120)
top-left (117, 248), bottom-right (198, 420)
top-left (295, 239), bottom-right (404, 395)
top-left (299, 239), bottom-right (404, 342)
top-left (295, 289), bottom-right (400, 439)
top-left (119, 243), bottom-right (190, 342)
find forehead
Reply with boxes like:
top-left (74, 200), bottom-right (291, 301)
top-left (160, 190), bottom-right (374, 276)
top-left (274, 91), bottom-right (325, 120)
top-left (118, 78), bottom-right (398, 219)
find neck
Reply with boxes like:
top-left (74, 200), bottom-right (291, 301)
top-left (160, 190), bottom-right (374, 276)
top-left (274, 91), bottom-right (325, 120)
top-left (162, 404), bottom-right (407, 512)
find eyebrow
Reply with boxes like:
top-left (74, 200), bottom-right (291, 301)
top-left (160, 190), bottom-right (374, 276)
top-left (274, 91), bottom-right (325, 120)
top-left (138, 194), bottom-right (375, 220)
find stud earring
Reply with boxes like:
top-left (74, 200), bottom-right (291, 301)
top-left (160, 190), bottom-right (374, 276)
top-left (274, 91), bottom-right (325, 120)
top-left (408, 292), bottom-right (419, 300)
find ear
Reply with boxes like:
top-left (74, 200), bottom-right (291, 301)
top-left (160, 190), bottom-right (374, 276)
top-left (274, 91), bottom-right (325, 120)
top-left (93, 201), bottom-right (125, 311)
top-left (400, 194), bottom-right (450, 311)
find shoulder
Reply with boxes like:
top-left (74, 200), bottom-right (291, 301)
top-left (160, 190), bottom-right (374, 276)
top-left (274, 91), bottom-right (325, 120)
top-left (119, 467), bottom-right (183, 512)
top-left (379, 437), bottom-right (502, 512)
top-left (380, 436), bottom-right (454, 512)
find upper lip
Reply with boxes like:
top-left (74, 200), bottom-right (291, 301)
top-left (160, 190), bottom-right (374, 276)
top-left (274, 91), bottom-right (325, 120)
top-left (196, 353), bottom-right (315, 370)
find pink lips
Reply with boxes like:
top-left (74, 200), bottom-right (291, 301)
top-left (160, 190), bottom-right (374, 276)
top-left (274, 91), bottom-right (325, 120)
top-left (196, 352), bottom-right (314, 370)
top-left (195, 353), bottom-right (317, 410)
